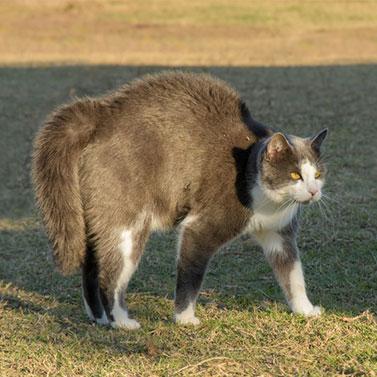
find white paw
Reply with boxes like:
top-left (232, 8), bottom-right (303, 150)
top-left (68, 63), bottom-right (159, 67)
top-left (305, 305), bottom-right (322, 317)
top-left (291, 300), bottom-right (322, 317)
top-left (83, 298), bottom-right (110, 325)
top-left (95, 312), bottom-right (110, 326)
top-left (111, 317), bottom-right (141, 330)
top-left (83, 298), bottom-right (95, 321)
top-left (174, 302), bottom-right (200, 325)
top-left (111, 304), bottom-right (141, 329)
top-left (175, 315), bottom-right (201, 326)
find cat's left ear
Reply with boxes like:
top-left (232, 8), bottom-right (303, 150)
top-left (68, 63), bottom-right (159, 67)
top-left (310, 128), bottom-right (328, 154)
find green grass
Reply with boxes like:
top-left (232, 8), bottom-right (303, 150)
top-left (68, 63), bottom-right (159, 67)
top-left (1, 65), bottom-right (377, 376)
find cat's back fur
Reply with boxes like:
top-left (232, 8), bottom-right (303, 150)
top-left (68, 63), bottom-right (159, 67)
top-left (33, 71), bottom-right (269, 275)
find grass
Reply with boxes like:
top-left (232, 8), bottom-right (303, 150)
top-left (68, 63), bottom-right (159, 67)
top-left (0, 64), bottom-right (377, 376)
top-left (1, 1), bottom-right (377, 375)
top-left (0, 0), bottom-right (377, 66)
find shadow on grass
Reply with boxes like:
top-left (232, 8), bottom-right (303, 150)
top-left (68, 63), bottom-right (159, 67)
top-left (0, 64), bottom-right (376, 330)
top-left (0, 293), bottom-right (154, 356)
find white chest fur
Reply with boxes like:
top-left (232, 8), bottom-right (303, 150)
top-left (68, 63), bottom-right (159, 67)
top-left (246, 203), bottom-right (298, 233)
top-left (245, 185), bottom-right (299, 234)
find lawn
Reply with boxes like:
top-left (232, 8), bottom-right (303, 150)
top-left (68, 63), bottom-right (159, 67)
top-left (0, 1), bottom-right (377, 376)
top-left (1, 64), bottom-right (376, 376)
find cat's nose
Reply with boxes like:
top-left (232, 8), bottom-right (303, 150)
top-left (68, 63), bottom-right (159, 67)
top-left (309, 188), bottom-right (318, 197)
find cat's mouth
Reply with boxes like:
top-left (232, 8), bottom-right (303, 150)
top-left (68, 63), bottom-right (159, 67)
top-left (300, 199), bottom-right (312, 205)
top-left (297, 195), bottom-right (321, 205)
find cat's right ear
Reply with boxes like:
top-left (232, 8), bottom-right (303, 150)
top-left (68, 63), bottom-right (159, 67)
top-left (266, 133), bottom-right (292, 162)
top-left (310, 128), bottom-right (328, 154)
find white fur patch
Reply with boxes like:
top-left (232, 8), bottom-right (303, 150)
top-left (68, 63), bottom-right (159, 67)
top-left (96, 311), bottom-right (109, 326)
top-left (82, 289), bottom-right (109, 325)
top-left (248, 185), bottom-right (298, 233)
top-left (119, 230), bottom-right (133, 259)
top-left (180, 214), bottom-right (198, 228)
top-left (175, 302), bottom-right (200, 325)
top-left (293, 160), bottom-right (323, 203)
top-left (254, 231), bottom-right (284, 256)
top-left (110, 305), bottom-right (140, 329)
top-left (177, 214), bottom-right (198, 261)
top-left (150, 212), bottom-right (164, 231)
top-left (83, 296), bottom-right (95, 321)
top-left (300, 160), bottom-right (317, 182)
top-left (110, 228), bottom-right (140, 330)
top-left (289, 261), bottom-right (321, 317)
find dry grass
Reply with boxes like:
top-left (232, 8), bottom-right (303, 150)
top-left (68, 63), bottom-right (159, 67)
top-left (0, 0), bottom-right (377, 66)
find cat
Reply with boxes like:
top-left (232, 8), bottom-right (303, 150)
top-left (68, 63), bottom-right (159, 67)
top-left (32, 71), bottom-right (328, 329)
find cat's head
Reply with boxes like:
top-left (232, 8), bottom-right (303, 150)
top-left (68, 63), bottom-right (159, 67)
top-left (259, 129), bottom-right (328, 204)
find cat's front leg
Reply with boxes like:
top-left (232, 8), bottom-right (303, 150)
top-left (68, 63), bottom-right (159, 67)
top-left (174, 216), bottom-right (225, 325)
top-left (255, 230), bottom-right (321, 317)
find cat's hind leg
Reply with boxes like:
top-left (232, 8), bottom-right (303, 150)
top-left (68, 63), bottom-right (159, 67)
top-left (82, 243), bottom-right (109, 325)
top-left (97, 224), bottom-right (149, 329)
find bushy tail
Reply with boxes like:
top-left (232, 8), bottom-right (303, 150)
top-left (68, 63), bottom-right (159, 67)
top-left (32, 99), bottom-right (98, 275)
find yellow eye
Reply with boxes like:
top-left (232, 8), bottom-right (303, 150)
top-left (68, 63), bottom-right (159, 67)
top-left (315, 171), bottom-right (321, 179)
top-left (290, 172), bottom-right (301, 181)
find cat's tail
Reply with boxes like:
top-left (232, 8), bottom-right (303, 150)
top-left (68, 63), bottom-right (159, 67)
top-left (32, 99), bottom-right (98, 275)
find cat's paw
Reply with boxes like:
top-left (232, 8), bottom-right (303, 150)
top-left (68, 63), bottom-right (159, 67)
top-left (304, 305), bottom-right (322, 317)
top-left (292, 301), bottom-right (322, 317)
top-left (290, 295), bottom-right (322, 317)
top-left (95, 312), bottom-right (110, 326)
top-left (111, 317), bottom-right (141, 330)
top-left (174, 302), bottom-right (200, 326)
top-left (175, 315), bottom-right (201, 326)
top-left (174, 303), bottom-right (201, 326)
top-left (111, 306), bottom-right (141, 329)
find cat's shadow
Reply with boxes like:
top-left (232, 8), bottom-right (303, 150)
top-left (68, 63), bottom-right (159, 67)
top-left (1, 225), bottom-right (375, 329)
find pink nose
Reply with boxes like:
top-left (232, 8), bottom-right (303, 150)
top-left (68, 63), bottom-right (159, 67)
top-left (309, 188), bottom-right (318, 197)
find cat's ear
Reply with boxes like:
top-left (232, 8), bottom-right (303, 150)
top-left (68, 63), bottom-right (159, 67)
top-left (266, 133), bottom-right (292, 162)
top-left (310, 128), bottom-right (328, 154)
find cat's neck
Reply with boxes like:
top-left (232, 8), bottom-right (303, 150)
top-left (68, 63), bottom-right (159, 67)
top-left (247, 184), bottom-right (299, 232)
top-left (251, 181), bottom-right (299, 218)
top-left (245, 139), bottom-right (267, 200)
top-left (251, 184), bottom-right (298, 213)
top-left (246, 139), bottom-right (299, 214)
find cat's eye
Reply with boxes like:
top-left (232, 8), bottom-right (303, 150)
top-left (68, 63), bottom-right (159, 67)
top-left (290, 172), bottom-right (302, 181)
top-left (315, 171), bottom-right (321, 179)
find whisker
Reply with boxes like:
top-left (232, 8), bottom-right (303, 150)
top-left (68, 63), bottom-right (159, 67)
top-left (320, 197), bottom-right (332, 211)
top-left (253, 197), bottom-right (273, 212)
top-left (320, 198), bottom-right (331, 214)
top-left (316, 200), bottom-right (329, 222)
top-left (318, 197), bottom-right (341, 245)
top-left (315, 154), bottom-right (331, 165)
top-left (277, 199), bottom-right (293, 212)
top-left (278, 200), bottom-right (298, 228)
top-left (322, 193), bottom-right (339, 204)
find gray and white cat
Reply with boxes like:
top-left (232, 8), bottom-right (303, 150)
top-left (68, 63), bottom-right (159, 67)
top-left (32, 72), bottom-right (328, 329)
